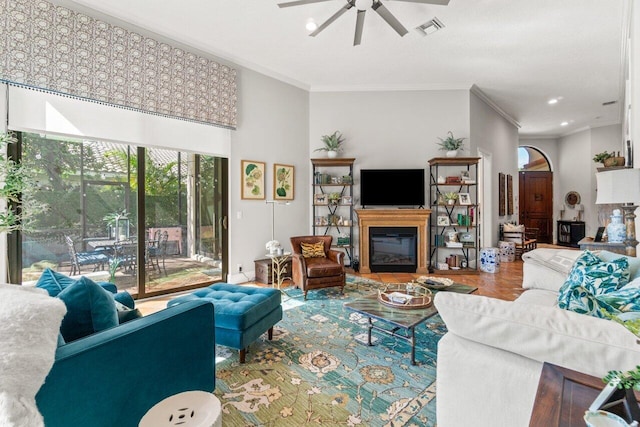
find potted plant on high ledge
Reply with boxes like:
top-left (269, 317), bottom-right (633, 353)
top-left (593, 151), bottom-right (625, 167)
top-left (314, 131), bottom-right (345, 159)
top-left (437, 131), bottom-right (466, 158)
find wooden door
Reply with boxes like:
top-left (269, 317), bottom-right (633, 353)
top-left (519, 171), bottom-right (553, 243)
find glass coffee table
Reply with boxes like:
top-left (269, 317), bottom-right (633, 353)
top-left (344, 283), bottom-right (477, 365)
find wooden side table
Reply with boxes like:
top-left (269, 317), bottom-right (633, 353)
top-left (529, 363), bottom-right (639, 426)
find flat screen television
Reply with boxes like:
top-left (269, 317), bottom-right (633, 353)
top-left (360, 169), bottom-right (425, 208)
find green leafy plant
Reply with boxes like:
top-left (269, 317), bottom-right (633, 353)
top-left (0, 132), bottom-right (47, 233)
top-left (603, 365), bottom-right (640, 390)
top-left (314, 131), bottom-right (345, 153)
top-left (593, 151), bottom-right (614, 163)
top-left (103, 209), bottom-right (130, 227)
top-left (437, 131), bottom-right (466, 151)
top-left (108, 257), bottom-right (121, 282)
top-left (443, 192), bottom-right (459, 202)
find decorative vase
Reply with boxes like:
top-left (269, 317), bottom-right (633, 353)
top-left (447, 199), bottom-right (455, 205)
top-left (327, 150), bottom-right (338, 159)
top-left (446, 150), bottom-right (458, 158)
top-left (607, 209), bottom-right (626, 243)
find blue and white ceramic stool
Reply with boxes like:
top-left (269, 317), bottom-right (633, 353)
top-left (498, 241), bottom-right (516, 263)
top-left (480, 247), bottom-right (500, 273)
top-left (139, 391), bottom-right (222, 427)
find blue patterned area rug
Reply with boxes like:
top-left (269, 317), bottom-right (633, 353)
top-left (213, 275), bottom-right (445, 426)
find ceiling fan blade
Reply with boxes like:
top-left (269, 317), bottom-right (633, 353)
top-left (385, 0), bottom-right (450, 5)
top-left (310, 3), bottom-right (353, 37)
top-left (354, 10), bottom-right (365, 46)
top-left (278, 0), bottom-right (336, 8)
top-left (372, 1), bottom-right (408, 36)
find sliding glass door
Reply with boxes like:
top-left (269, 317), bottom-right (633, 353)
top-left (16, 132), bottom-right (227, 297)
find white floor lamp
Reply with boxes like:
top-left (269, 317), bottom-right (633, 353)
top-left (265, 200), bottom-right (290, 253)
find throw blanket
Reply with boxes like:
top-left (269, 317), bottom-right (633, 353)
top-left (0, 284), bottom-right (66, 427)
top-left (521, 248), bottom-right (581, 275)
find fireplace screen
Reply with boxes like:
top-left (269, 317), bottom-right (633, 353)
top-left (369, 227), bottom-right (418, 273)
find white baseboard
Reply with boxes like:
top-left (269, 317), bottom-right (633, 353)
top-left (226, 270), bottom-right (255, 284)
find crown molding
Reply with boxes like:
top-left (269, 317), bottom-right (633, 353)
top-left (309, 83), bottom-right (474, 93)
top-left (470, 85), bottom-right (520, 129)
top-left (519, 135), bottom-right (560, 141)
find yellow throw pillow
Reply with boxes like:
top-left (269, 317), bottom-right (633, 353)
top-left (300, 241), bottom-right (326, 258)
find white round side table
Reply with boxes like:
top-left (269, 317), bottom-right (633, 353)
top-left (139, 391), bottom-right (222, 427)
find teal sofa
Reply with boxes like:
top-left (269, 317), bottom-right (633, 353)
top-left (35, 299), bottom-right (216, 427)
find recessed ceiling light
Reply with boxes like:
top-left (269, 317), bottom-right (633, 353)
top-left (561, 121), bottom-right (569, 126)
top-left (548, 99), bottom-right (558, 105)
top-left (306, 19), bottom-right (317, 32)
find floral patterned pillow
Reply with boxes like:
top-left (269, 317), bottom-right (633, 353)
top-left (558, 250), bottom-right (631, 317)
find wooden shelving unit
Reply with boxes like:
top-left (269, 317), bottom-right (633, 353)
top-left (311, 158), bottom-right (355, 266)
top-left (428, 157), bottom-right (480, 274)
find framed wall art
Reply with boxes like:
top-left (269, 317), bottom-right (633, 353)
top-left (314, 194), bottom-right (328, 205)
top-left (507, 174), bottom-right (514, 215)
top-left (458, 192), bottom-right (471, 205)
top-left (241, 160), bottom-right (265, 200)
top-left (273, 163), bottom-right (294, 200)
top-left (499, 173), bottom-right (506, 216)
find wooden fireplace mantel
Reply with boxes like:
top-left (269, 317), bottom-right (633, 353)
top-left (355, 209), bottom-right (431, 274)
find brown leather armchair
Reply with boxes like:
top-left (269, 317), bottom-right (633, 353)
top-left (290, 235), bottom-right (345, 300)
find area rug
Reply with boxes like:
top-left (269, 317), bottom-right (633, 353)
top-left (213, 275), bottom-right (447, 426)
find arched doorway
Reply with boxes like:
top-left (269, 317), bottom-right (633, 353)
top-left (518, 146), bottom-right (553, 243)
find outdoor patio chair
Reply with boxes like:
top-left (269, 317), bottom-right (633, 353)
top-left (65, 235), bottom-right (109, 276)
top-left (147, 229), bottom-right (162, 272)
top-left (114, 241), bottom-right (137, 274)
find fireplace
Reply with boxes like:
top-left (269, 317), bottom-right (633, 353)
top-left (355, 209), bottom-right (431, 274)
top-left (370, 227), bottom-right (417, 272)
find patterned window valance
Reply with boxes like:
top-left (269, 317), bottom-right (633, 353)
top-left (0, 0), bottom-right (237, 129)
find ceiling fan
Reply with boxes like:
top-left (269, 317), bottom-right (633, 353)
top-left (278, 0), bottom-right (450, 46)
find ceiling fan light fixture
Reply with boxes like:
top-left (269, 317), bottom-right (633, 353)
top-left (416, 17), bottom-right (444, 36)
top-left (306, 18), bottom-right (318, 31)
top-left (354, 0), bottom-right (374, 10)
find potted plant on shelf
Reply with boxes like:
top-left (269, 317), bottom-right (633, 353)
top-left (314, 131), bottom-right (345, 158)
top-left (593, 151), bottom-right (625, 167)
top-left (443, 192), bottom-right (458, 205)
top-left (437, 131), bottom-right (466, 158)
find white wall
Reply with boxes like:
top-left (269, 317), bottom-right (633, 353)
top-left (519, 137), bottom-right (560, 242)
top-left (632, 0), bottom-right (640, 167)
top-left (557, 125), bottom-right (622, 237)
top-left (229, 68), bottom-right (309, 281)
top-left (557, 130), bottom-right (592, 234)
top-left (470, 92), bottom-right (519, 246)
top-left (309, 89), bottom-right (470, 259)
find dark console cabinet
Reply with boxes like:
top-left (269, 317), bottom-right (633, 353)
top-left (557, 220), bottom-right (585, 248)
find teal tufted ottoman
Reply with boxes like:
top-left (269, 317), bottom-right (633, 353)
top-left (168, 283), bottom-right (282, 363)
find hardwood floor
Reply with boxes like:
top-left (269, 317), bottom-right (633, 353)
top-left (135, 252), bottom-right (541, 315)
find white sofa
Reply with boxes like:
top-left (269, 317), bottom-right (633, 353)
top-left (434, 248), bottom-right (640, 427)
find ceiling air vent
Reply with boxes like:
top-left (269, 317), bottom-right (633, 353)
top-left (416, 17), bottom-right (444, 36)
top-left (602, 100), bottom-right (617, 106)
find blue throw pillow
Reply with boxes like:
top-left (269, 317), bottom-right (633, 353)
top-left (558, 250), bottom-right (631, 317)
top-left (57, 276), bottom-right (118, 342)
top-left (35, 268), bottom-right (78, 297)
